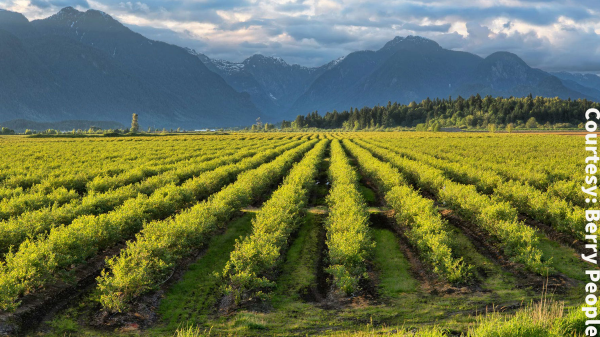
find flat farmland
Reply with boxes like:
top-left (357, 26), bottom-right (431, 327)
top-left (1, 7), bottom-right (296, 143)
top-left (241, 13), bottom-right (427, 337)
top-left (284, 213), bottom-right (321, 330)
top-left (0, 132), bottom-right (593, 337)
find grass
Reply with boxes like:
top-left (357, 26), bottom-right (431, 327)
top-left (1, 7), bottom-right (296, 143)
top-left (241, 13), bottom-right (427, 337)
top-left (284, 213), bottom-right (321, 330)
top-left (272, 212), bottom-right (323, 306)
top-left (371, 228), bottom-right (418, 296)
top-left (173, 325), bottom-right (206, 337)
top-left (467, 298), bottom-right (586, 336)
top-left (156, 213), bottom-right (256, 331)
top-left (359, 185), bottom-right (378, 206)
top-left (536, 234), bottom-right (593, 281)
top-left (446, 225), bottom-right (522, 295)
top-left (47, 316), bottom-right (79, 335)
top-left (172, 298), bottom-right (588, 336)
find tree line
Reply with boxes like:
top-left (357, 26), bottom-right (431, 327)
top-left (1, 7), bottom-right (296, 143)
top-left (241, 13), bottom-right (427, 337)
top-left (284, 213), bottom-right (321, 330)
top-left (0, 126), bottom-right (15, 135)
top-left (279, 94), bottom-right (600, 130)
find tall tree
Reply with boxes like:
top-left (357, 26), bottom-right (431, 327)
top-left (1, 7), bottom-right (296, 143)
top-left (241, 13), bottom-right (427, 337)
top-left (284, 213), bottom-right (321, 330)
top-left (131, 113), bottom-right (139, 133)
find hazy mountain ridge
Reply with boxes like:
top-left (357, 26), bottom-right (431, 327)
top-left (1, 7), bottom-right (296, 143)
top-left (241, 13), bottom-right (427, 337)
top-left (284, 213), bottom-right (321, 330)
top-left (287, 37), bottom-right (596, 117)
top-left (193, 51), bottom-right (331, 116)
top-left (198, 35), bottom-right (597, 119)
top-left (0, 7), bottom-right (263, 128)
top-left (551, 72), bottom-right (600, 99)
top-left (0, 6), bottom-right (598, 127)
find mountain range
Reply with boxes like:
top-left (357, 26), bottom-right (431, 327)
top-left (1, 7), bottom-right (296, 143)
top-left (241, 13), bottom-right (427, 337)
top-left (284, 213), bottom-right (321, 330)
top-left (0, 7), bottom-right (262, 129)
top-left (0, 6), bottom-right (598, 129)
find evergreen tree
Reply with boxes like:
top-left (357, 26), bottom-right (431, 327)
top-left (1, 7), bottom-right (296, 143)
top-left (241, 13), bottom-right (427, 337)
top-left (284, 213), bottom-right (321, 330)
top-left (284, 95), bottom-right (597, 130)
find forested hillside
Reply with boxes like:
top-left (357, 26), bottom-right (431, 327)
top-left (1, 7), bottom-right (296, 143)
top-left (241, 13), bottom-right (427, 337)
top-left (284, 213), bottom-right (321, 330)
top-left (283, 95), bottom-right (599, 130)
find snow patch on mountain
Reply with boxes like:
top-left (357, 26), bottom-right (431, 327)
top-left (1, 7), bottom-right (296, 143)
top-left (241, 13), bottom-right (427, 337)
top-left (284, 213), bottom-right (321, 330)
top-left (213, 60), bottom-right (245, 73)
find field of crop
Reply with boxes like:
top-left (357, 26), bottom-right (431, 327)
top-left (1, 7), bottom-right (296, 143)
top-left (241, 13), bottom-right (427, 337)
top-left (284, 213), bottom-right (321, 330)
top-left (0, 132), bottom-right (594, 336)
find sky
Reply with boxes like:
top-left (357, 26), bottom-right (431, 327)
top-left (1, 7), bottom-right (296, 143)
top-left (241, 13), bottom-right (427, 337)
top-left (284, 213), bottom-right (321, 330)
top-left (1, 0), bottom-right (599, 72)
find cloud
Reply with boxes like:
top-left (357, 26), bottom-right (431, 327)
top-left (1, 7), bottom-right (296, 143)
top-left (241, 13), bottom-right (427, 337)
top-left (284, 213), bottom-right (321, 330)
top-left (126, 23), bottom-right (208, 49)
top-left (29, 0), bottom-right (89, 9)
top-left (119, 1), bottom-right (149, 13)
top-left (239, 41), bottom-right (268, 48)
top-left (28, 0), bottom-right (51, 8)
top-left (401, 22), bottom-right (451, 32)
top-left (1, 0), bottom-right (600, 71)
top-left (284, 20), bottom-right (355, 45)
top-left (275, 0), bottom-right (309, 13)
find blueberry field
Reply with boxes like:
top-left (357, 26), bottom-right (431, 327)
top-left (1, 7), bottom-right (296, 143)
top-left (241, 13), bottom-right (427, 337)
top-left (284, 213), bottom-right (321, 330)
top-left (0, 132), bottom-right (594, 336)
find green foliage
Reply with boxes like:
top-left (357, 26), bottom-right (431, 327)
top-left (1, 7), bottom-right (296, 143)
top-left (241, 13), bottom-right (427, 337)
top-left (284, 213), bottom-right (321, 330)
top-left (280, 120), bottom-right (292, 129)
top-left (0, 140), bottom-right (285, 256)
top-left (324, 140), bottom-right (374, 294)
top-left (526, 117), bottom-right (538, 129)
top-left (222, 140), bottom-right (328, 300)
top-left (173, 325), bottom-right (205, 337)
top-left (369, 138), bottom-right (584, 240)
top-left (48, 316), bottom-right (79, 334)
top-left (95, 140), bottom-right (318, 312)
top-left (283, 95), bottom-right (597, 129)
top-left (0, 187), bottom-right (79, 221)
top-left (355, 140), bottom-right (548, 274)
top-left (0, 131), bottom-right (587, 334)
top-left (495, 180), bottom-right (583, 239)
top-left (343, 140), bottom-right (470, 283)
top-left (0, 139), bottom-right (307, 311)
top-left (0, 127), bottom-right (15, 135)
top-left (371, 228), bottom-right (418, 296)
top-left (160, 214), bottom-right (255, 329)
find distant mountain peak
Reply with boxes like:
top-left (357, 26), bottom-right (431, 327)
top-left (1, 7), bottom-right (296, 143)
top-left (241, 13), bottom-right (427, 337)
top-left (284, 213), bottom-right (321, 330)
top-left (0, 9), bottom-right (37, 38)
top-left (472, 51), bottom-right (544, 89)
top-left (55, 6), bottom-right (80, 16)
top-left (46, 7), bottom-right (82, 23)
top-left (59, 6), bottom-right (78, 13)
top-left (484, 51), bottom-right (527, 65)
top-left (0, 8), bottom-right (27, 18)
top-left (40, 7), bottom-right (127, 34)
top-left (243, 54), bottom-right (289, 67)
top-left (48, 7), bottom-right (116, 23)
top-left (380, 35), bottom-right (441, 52)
